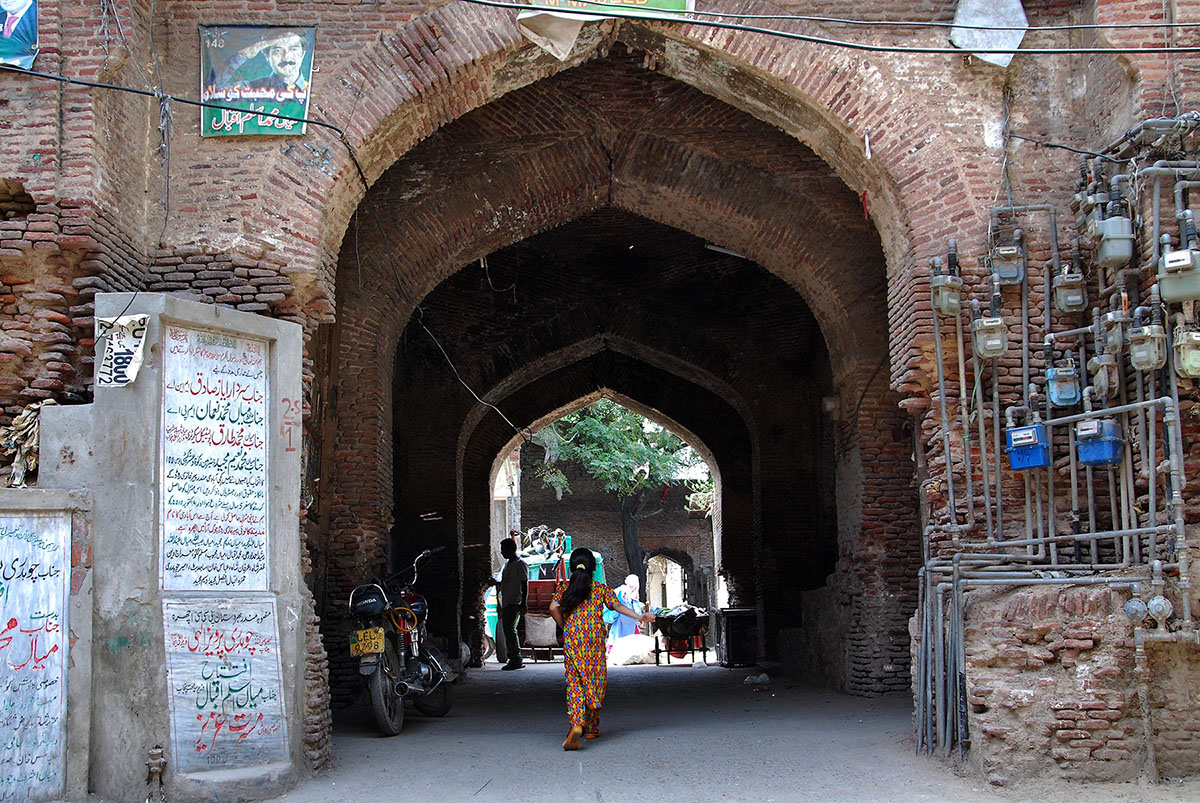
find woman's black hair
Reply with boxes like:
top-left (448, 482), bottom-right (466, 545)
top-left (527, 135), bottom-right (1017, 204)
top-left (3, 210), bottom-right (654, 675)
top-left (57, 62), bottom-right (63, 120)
top-left (557, 547), bottom-right (595, 620)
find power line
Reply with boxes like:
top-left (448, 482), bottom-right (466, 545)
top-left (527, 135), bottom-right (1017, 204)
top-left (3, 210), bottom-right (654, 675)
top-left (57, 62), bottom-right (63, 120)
top-left (460, 0), bottom-right (1200, 55)
top-left (0, 60), bottom-right (522, 440)
top-left (512, 0), bottom-right (1200, 32)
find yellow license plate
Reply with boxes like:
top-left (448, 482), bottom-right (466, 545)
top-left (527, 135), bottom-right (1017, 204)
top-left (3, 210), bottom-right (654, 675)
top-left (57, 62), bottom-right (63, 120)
top-left (350, 627), bottom-right (384, 657)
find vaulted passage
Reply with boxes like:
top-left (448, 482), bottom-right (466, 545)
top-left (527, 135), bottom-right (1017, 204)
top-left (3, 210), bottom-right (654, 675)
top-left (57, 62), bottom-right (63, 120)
top-left (315, 44), bottom-right (918, 707)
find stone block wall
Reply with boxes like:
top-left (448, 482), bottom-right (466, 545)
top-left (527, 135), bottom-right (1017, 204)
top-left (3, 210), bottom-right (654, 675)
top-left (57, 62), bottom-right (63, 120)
top-left (960, 581), bottom-right (1200, 783)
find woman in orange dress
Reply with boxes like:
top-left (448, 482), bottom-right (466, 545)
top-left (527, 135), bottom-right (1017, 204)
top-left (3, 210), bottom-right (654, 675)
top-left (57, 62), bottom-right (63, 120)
top-left (550, 547), bottom-right (653, 750)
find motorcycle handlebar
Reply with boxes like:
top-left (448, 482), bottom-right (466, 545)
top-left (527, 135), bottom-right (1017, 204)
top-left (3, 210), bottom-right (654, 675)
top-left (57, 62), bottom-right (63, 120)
top-left (383, 546), bottom-right (448, 589)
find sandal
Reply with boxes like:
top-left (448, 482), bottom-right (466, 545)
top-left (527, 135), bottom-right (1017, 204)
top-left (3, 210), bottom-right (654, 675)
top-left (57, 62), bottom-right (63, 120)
top-left (584, 729), bottom-right (600, 740)
top-left (562, 725), bottom-right (583, 751)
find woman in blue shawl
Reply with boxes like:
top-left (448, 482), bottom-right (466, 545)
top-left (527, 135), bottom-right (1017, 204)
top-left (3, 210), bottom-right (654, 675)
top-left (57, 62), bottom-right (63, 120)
top-left (608, 574), bottom-right (644, 641)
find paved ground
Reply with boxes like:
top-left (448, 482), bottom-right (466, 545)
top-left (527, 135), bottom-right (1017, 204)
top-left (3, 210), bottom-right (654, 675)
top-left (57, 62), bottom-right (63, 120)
top-left (266, 661), bottom-right (1200, 803)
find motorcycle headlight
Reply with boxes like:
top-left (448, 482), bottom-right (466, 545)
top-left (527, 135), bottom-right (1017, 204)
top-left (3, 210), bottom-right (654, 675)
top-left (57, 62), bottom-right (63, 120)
top-left (350, 588), bottom-right (387, 617)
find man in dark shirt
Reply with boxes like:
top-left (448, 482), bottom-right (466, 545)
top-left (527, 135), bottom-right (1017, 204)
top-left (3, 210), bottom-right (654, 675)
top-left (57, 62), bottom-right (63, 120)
top-left (495, 536), bottom-right (528, 670)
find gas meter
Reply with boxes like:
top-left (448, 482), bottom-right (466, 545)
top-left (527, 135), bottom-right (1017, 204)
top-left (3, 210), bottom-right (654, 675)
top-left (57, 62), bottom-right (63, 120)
top-left (1005, 423), bottom-right (1051, 471)
top-left (1076, 418), bottom-right (1123, 468)
top-left (1174, 328), bottom-right (1200, 378)
top-left (1053, 268), bottom-right (1088, 314)
top-left (1046, 363), bottom-right (1082, 407)
top-left (931, 273), bottom-right (962, 316)
top-left (991, 231), bottom-right (1026, 286)
top-left (1128, 321), bottom-right (1167, 371)
top-left (1088, 352), bottom-right (1120, 399)
top-left (972, 316), bottom-right (1008, 359)
top-left (1102, 309), bottom-right (1130, 354)
top-left (1088, 215), bottom-right (1135, 270)
top-left (929, 256), bottom-right (963, 317)
top-left (1158, 213), bottom-right (1200, 302)
top-left (1158, 246), bottom-right (1200, 302)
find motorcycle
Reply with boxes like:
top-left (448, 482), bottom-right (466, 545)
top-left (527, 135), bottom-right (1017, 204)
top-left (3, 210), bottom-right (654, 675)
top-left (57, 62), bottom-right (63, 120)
top-left (348, 546), bottom-right (455, 735)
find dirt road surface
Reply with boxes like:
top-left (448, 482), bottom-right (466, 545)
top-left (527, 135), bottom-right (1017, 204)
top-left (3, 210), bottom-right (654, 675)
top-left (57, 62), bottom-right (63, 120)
top-left (268, 662), bottom-right (1200, 803)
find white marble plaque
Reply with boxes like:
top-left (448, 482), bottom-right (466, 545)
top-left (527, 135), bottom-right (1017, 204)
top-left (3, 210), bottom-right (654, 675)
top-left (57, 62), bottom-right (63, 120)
top-left (160, 326), bottom-right (269, 591)
top-left (163, 598), bottom-right (287, 773)
top-left (0, 513), bottom-right (70, 802)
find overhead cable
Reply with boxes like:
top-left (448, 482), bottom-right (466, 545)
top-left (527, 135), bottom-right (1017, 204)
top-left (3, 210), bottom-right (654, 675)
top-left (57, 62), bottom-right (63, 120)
top-left (514, 0), bottom-right (1200, 32)
top-left (0, 63), bottom-right (525, 441)
top-left (460, 0), bottom-right (1200, 55)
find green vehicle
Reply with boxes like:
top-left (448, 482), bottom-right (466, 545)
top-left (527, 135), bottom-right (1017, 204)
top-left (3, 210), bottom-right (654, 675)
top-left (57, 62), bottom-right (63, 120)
top-left (483, 534), bottom-right (605, 660)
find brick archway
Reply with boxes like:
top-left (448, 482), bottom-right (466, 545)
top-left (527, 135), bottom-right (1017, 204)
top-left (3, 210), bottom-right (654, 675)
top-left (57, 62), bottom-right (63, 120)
top-left (213, 5), bottom-right (987, 386)
top-left (317, 10), bottom-right (931, 707)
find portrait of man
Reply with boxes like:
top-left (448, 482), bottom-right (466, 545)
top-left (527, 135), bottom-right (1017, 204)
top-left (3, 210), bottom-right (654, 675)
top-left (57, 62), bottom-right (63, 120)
top-left (199, 26), bottom-right (315, 138)
top-left (244, 32), bottom-right (308, 93)
top-left (0, 0), bottom-right (38, 70)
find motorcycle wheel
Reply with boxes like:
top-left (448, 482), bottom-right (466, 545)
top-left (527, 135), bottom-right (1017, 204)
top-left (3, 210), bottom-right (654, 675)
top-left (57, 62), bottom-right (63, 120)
top-left (367, 638), bottom-right (405, 735)
top-left (481, 633), bottom-right (496, 661)
top-left (414, 680), bottom-right (452, 717)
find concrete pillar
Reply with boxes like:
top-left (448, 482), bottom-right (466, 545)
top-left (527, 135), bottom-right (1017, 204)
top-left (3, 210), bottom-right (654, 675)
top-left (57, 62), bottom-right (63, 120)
top-left (39, 293), bottom-right (303, 801)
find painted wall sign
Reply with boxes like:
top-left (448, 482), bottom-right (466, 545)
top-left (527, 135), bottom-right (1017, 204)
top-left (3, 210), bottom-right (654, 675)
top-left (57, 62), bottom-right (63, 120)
top-left (0, 0), bottom-right (39, 70)
top-left (163, 598), bottom-right (287, 773)
top-left (160, 325), bottom-right (269, 591)
top-left (199, 26), bottom-right (315, 137)
top-left (0, 512), bottom-right (70, 802)
top-left (94, 314), bottom-right (149, 388)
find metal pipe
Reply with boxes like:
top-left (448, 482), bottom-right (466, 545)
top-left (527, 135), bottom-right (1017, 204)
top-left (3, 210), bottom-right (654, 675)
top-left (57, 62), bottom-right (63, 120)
top-left (1106, 116), bottom-right (1200, 157)
top-left (1173, 179), bottom-right (1200, 220)
top-left (970, 301), bottom-right (995, 541)
top-left (1133, 627), bottom-right (1160, 783)
top-left (1108, 466), bottom-right (1122, 562)
top-left (961, 576), bottom-right (1143, 588)
top-left (1042, 396), bottom-right (1175, 427)
top-left (992, 356), bottom-right (1005, 539)
top-left (990, 525), bottom-right (1176, 549)
top-left (955, 311), bottom-right (976, 528)
top-left (931, 260), bottom-right (959, 526)
top-left (1148, 375), bottom-right (1159, 562)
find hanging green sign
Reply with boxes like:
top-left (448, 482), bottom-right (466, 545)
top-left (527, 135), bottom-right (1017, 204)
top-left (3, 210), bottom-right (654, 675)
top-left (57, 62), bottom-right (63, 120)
top-left (199, 25), bottom-right (316, 138)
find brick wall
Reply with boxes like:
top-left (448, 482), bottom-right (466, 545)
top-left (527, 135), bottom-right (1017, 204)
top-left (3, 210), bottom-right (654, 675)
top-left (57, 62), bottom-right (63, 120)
top-left (1, 0), bottom-right (1196, 784)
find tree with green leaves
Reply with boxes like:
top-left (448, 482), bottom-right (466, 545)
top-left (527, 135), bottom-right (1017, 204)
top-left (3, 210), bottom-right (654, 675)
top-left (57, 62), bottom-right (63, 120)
top-left (531, 399), bottom-right (707, 599)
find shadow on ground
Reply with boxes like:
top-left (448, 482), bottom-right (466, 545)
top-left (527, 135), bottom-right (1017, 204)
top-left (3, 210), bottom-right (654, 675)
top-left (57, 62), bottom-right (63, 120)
top-left (270, 662), bottom-right (1200, 803)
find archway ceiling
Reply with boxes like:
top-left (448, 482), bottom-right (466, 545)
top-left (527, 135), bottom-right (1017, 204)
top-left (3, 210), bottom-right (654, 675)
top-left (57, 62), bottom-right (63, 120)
top-left (397, 207), bottom-right (828, 434)
top-left (349, 47), bottom-right (889, 378)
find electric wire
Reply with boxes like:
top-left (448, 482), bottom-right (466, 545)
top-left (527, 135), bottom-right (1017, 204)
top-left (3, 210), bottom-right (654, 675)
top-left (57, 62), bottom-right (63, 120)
top-left (517, 0), bottom-right (1200, 33)
top-left (460, 0), bottom-right (1200, 55)
top-left (0, 61), bottom-right (523, 441)
top-left (1009, 133), bottom-right (1133, 164)
top-left (5, 8), bottom-right (1195, 441)
top-left (364, 216), bottom-right (530, 441)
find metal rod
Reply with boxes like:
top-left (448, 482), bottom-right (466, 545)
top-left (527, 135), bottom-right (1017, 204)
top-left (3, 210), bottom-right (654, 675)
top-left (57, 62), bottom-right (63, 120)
top-left (932, 289), bottom-right (958, 525)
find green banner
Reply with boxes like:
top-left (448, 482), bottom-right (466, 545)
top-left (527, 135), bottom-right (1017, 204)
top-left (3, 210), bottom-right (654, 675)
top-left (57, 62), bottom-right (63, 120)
top-left (199, 26), bottom-right (315, 138)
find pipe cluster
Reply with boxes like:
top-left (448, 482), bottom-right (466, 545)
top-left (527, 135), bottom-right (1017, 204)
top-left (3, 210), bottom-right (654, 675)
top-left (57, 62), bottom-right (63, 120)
top-left (916, 115), bottom-right (1200, 773)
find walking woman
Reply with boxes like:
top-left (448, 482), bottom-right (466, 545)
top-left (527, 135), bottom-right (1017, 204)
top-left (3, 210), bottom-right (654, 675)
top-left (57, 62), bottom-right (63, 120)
top-left (550, 547), bottom-right (654, 750)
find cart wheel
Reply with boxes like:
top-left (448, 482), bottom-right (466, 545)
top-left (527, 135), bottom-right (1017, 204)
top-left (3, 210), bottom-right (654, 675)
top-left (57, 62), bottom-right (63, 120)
top-left (481, 633), bottom-right (496, 661)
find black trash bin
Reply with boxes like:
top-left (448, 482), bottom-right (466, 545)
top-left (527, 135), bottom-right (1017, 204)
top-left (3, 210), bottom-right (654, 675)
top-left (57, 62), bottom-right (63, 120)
top-left (718, 607), bottom-right (756, 667)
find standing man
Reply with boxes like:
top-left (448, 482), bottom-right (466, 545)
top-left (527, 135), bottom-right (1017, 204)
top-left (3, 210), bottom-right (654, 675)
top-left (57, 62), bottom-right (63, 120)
top-left (495, 536), bottom-right (528, 670)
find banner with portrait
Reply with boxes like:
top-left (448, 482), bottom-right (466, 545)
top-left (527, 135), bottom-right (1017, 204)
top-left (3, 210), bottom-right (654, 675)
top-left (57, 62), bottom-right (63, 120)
top-left (0, 0), bottom-right (39, 70)
top-left (199, 25), bottom-right (315, 137)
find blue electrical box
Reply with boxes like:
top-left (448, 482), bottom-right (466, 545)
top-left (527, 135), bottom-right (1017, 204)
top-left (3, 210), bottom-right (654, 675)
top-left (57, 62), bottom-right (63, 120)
top-left (1076, 418), bottom-right (1123, 467)
top-left (1005, 424), bottom-right (1051, 470)
top-left (1046, 365), bottom-right (1081, 408)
